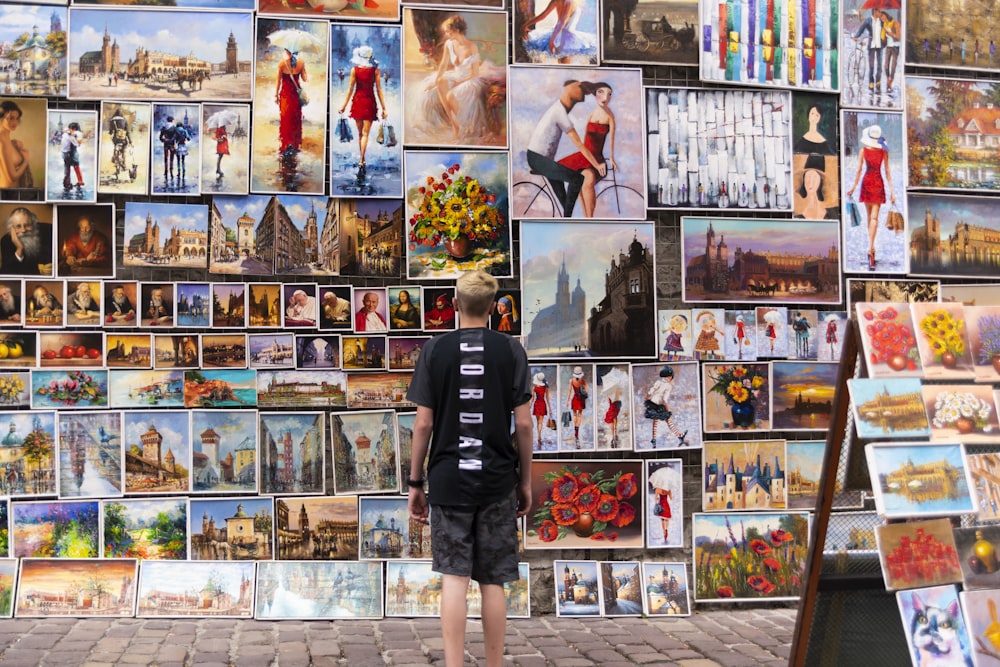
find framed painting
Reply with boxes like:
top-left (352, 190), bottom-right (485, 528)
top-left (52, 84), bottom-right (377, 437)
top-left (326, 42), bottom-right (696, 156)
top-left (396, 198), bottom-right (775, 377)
top-left (404, 150), bottom-right (511, 280)
top-left (387, 286), bottom-right (422, 332)
top-left (601, 0), bottom-right (697, 65)
top-left (330, 23), bottom-right (403, 198)
top-left (202, 103), bottom-right (250, 195)
top-left (333, 198), bottom-right (404, 278)
top-left (923, 384), bottom-right (999, 444)
top-left (968, 452), bottom-right (1000, 523)
top-left (12, 499), bottom-right (99, 558)
top-left (897, 585), bottom-right (975, 667)
top-left (275, 496), bottom-right (358, 561)
top-left (54, 203), bottom-right (114, 278)
top-left (359, 495), bottom-right (431, 560)
top-left (201, 334), bottom-right (247, 369)
top-left (107, 369), bottom-right (183, 409)
top-left (692, 512), bottom-right (809, 602)
top-left (330, 410), bottom-right (399, 495)
top-left (770, 361), bottom-right (837, 432)
top-left (384, 561), bottom-right (440, 617)
top-left (848, 377), bottom-right (930, 439)
top-left (402, 8), bottom-right (508, 149)
top-left (690, 309), bottom-right (726, 361)
top-left (351, 287), bottom-right (388, 333)
top-left (792, 92), bottom-right (840, 220)
top-left (346, 371), bottom-right (414, 409)
top-left (529, 364), bottom-right (559, 453)
top-left (269, 195), bottom-right (333, 275)
top-left (658, 309), bottom-right (693, 361)
top-left (247, 283), bottom-right (283, 328)
top-left (699, 0), bottom-right (840, 90)
top-left (854, 302), bottom-right (923, 378)
top-left (102, 498), bottom-right (187, 560)
top-left (255, 560), bottom-right (383, 619)
top-left (817, 311), bottom-right (848, 362)
top-left (45, 110), bottom-right (97, 203)
top-left (150, 103), bottom-right (200, 196)
top-left (905, 0), bottom-right (998, 73)
top-left (595, 363), bottom-right (633, 451)
top-left (37, 331), bottom-right (103, 369)
top-left (0, 559), bottom-right (13, 617)
top-left (295, 334), bottom-right (340, 369)
top-left (67, 8), bottom-right (254, 101)
top-left (183, 369), bottom-right (257, 409)
top-left (283, 283), bottom-right (318, 329)
top-left (954, 525), bottom-right (1000, 591)
top-left (212, 283), bottom-right (247, 329)
top-left (190, 410), bottom-right (257, 494)
top-left (701, 362), bottom-right (772, 433)
top-left (258, 0), bottom-right (400, 20)
top-left (641, 561), bottom-right (690, 616)
top-left (962, 589), bottom-right (1000, 666)
top-left (249, 334), bottom-right (296, 370)
top-left (64, 280), bottom-right (101, 327)
top-left (251, 17), bottom-right (329, 195)
top-left (645, 87), bottom-right (793, 212)
top-left (840, 110), bottom-right (907, 274)
top-left (209, 194), bottom-right (274, 276)
top-left (137, 561), bottom-right (256, 618)
top-left (56, 410), bottom-right (123, 498)
top-left (644, 459), bottom-right (682, 549)
top-left (725, 309), bottom-right (758, 362)
top-left (123, 202), bottom-right (208, 269)
top-left (942, 283), bottom-right (1000, 307)
top-left (911, 302), bottom-right (975, 380)
top-left (631, 362), bottom-right (701, 452)
top-left (514, 0), bottom-right (598, 65)
top-left (508, 65), bottom-right (646, 220)
top-left (31, 371), bottom-right (107, 411)
top-left (0, 4), bottom-right (66, 98)
top-left (599, 561), bottom-right (642, 616)
top-left (907, 193), bottom-right (1000, 278)
top-left (489, 288), bottom-right (520, 335)
top-left (152, 334), bottom-right (199, 370)
top-left (967, 305), bottom-right (1000, 383)
top-left (787, 309), bottom-right (819, 361)
top-left (98, 101), bottom-right (150, 195)
top-left (847, 278), bottom-right (940, 311)
top-left (319, 286), bottom-right (353, 330)
top-left (756, 306), bottom-right (788, 358)
top-left (521, 221), bottom-right (655, 358)
top-left (524, 459), bottom-right (643, 550)
top-left (343, 335), bottom-right (387, 371)
top-left (866, 442), bottom-right (975, 519)
top-left (554, 560), bottom-right (601, 616)
top-left (681, 217), bottom-right (842, 304)
top-left (840, 0), bottom-right (903, 109)
top-left (122, 410), bottom-right (191, 495)
top-left (386, 337), bottom-right (425, 372)
top-left (702, 439), bottom-right (787, 511)
top-left (15, 558), bottom-right (137, 617)
top-left (189, 497), bottom-right (274, 561)
top-left (0, 203), bottom-right (54, 277)
top-left (557, 364), bottom-right (595, 451)
top-left (258, 412), bottom-right (325, 495)
top-left (256, 369), bottom-right (348, 408)
top-left (0, 371), bottom-right (29, 408)
top-left (0, 99), bottom-right (47, 194)
top-left (103, 281), bottom-right (138, 327)
top-left (423, 287), bottom-right (456, 332)
top-left (786, 440), bottom-right (825, 511)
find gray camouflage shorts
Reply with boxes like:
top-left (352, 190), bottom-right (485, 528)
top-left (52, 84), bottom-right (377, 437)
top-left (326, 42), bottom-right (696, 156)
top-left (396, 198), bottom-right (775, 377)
top-left (430, 489), bottom-right (520, 585)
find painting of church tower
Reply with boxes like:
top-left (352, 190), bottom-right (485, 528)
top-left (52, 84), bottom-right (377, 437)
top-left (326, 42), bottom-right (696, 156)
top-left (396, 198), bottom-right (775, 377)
top-left (526, 255), bottom-right (587, 355)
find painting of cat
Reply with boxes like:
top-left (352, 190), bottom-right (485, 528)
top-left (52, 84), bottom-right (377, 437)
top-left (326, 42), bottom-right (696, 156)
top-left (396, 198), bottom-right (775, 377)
top-left (898, 585), bottom-right (974, 667)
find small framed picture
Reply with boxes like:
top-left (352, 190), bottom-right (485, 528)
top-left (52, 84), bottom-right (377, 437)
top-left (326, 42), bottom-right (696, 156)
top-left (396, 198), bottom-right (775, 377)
top-left (248, 334), bottom-right (296, 369)
top-left (283, 283), bottom-right (319, 329)
top-left (640, 561), bottom-right (690, 616)
top-left (343, 336), bottom-right (387, 371)
top-left (24, 280), bottom-right (63, 328)
top-left (104, 333), bottom-right (153, 369)
top-left (423, 288), bottom-right (456, 332)
top-left (212, 283), bottom-right (247, 329)
top-left (295, 334), bottom-right (340, 369)
top-left (553, 560), bottom-right (601, 617)
top-left (318, 286), bottom-right (352, 330)
top-left (175, 282), bottom-right (211, 328)
top-left (65, 280), bottom-right (102, 326)
top-left (153, 334), bottom-right (200, 370)
top-left (38, 331), bottom-right (103, 368)
top-left (139, 283), bottom-right (174, 328)
top-left (201, 333), bottom-right (248, 369)
top-left (247, 283), bottom-right (283, 328)
top-left (387, 286), bottom-right (422, 332)
top-left (599, 561), bottom-right (642, 616)
top-left (867, 442), bottom-right (975, 518)
top-left (352, 287), bottom-right (388, 333)
top-left (54, 203), bottom-right (115, 278)
top-left (103, 281), bottom-right (139, 327)
top-left (387, 337), bottom-right (427, 372)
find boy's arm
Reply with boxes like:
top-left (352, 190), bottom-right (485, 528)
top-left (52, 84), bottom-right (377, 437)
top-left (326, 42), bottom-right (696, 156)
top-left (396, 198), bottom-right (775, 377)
top-left (513, 401), bottom-right (533, 518)
top-left (407, 405), bottom-right (434, 524)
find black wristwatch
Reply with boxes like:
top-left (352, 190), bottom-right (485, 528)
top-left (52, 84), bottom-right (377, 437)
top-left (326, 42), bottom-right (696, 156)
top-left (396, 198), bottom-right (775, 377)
top-left (407, 478), bottom-right (425, 488)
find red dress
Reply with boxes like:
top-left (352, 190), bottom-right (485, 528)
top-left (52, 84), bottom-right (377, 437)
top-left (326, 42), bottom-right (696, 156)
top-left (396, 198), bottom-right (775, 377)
top-left (531, 385), bottom-right (548, 416)
top-left (278, 70), bottom-right (303, 151)
top-left (859, 147), bottom-right (887, 204)
top-left (558, 122), bottom-right (609, 171)
top-left (570, 379), bottom-right (587, 411)
top-left (603, 398), bottom-right (621, 424)
top-left (350, 67), bottom-right (378, 122)
top-left (215, 127), bottom-right (230, 156)
top-left (657, 491), bottom-right (671, 518)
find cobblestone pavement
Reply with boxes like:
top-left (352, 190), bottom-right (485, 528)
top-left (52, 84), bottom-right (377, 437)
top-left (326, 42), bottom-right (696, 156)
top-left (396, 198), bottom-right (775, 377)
top-left (0, 609), bottom-right (795, 667)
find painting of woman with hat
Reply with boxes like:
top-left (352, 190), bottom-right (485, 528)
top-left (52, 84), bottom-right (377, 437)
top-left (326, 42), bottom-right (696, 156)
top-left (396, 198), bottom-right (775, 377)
top-left (847, 124), bottom-right (896, 270)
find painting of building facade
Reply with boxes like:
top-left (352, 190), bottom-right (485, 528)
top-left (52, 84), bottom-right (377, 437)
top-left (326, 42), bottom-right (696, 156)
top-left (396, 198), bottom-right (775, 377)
top-left (359, 496), bottom-right (430, 560)
top-left (907, 193), bottom-right (1000, 278)
top-left (330, 410), bottom-right (399, 495)
top-left (275, 496), bottom-right (358, 561)
top-left (0, 410), bottom-right (56, 497)
top-left (123, 202), bottom-right (208, 269)
top-left (209, 195), bottom-right (274, 276)
top-left (258, 412), bottom-right (325, 495)
top-left (191, 410), bottom-right (256, 494)
top-left (122, 411), bottom-right (190, 495)
top-left (189, 497), bottom-right (273, 561)
top-left (702, 440), bottom-right (787, 511)
top-left (0, 4), bottom-right (66, 98)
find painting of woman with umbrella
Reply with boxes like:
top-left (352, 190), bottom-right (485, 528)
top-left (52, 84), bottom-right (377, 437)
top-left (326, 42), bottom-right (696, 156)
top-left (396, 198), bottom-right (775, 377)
top-left (202, 104), bottom-right (250, 194)
top-left (645, 459), bottom-right (683, 548)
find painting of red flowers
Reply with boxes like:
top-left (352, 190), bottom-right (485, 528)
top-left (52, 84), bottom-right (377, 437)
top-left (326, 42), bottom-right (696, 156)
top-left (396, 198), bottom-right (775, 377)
top-left (525, 460), bottom-right (643, 549)
top-left (693, 511), bottom-right (810, 602)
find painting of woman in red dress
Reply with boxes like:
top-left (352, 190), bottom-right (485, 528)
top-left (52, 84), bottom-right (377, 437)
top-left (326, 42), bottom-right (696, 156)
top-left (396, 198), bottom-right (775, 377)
top-left (275, 48), bottom-right (307, 155)
top-left (338, 45), bottom-right (387, 179)
top-left (846, 125), bottom-right (896, 271)
top-left (557, 82), bottom-right (617, 218)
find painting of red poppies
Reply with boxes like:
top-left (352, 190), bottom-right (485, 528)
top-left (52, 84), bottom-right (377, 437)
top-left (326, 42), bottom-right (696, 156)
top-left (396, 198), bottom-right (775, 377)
top-left (692, 511), bottom-right (809, 602)
top-left (525, 460), bottom-right (643, 550)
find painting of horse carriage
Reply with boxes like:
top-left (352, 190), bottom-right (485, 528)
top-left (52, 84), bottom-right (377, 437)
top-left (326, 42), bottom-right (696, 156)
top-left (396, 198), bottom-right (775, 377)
top-left (601, 2), bottom-right (698, 66)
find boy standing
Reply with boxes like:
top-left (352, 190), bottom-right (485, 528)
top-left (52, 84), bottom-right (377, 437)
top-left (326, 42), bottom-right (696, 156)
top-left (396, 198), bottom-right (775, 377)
top-left (407, 271), bottom-right (533, 667)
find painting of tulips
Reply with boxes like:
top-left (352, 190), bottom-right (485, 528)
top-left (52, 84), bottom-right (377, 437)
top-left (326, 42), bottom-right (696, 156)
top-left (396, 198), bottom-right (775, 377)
top-left (692, 511), bottom-right (809, 602)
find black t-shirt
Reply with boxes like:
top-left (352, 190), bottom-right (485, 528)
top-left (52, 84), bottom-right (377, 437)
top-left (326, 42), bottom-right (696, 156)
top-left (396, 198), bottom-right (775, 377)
top-left (406, 327), bottom-right (531, 507)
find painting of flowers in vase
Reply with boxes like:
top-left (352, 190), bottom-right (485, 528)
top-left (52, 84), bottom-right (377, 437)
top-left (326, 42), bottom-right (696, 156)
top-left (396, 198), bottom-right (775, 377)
top-left (404, 151), bottom-right (511, 280)
top-left (911, 302), bottom-right (975, 380)
top-left (701, 362), bottom-right (771, 433)
top-left (692, 512), bottom-right (809, 603)
top-left (966, 306), bottom-right (1000, 383)
top-left (922, 384), bottom-right (1000, 444)
top-left (525, 460), bottom-right (642, 549)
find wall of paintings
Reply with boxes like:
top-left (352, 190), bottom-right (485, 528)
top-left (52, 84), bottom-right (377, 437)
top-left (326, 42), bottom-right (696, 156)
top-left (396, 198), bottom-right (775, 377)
top-left (0, 0), bottom-right (996, 624)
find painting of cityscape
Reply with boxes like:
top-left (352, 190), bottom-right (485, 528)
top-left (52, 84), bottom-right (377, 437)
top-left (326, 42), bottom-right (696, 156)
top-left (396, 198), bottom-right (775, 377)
top-left (333, 199), bottom-right (403, 278)
top-left (274, 496), bottom-right (358, 561)
top-left (15, 558), bottom-right (138, 617)
top-left (190, 410), bottom-right (257, 494)
top-left (599, 561), bottom-right (643, 616)
top-left (123, 202), bottom-right (208, 269)
top-left (0, 410), bottom-right (56, 497)
top-left (786, 440), bottom-right (825, 511)
top-left (255, 560), bottom-right (383, 620)
top-left (102, 497), bottom-right (186, 560)
top-left (681, 218), bottom-right (842, 304)
top-left (0, 3), bottom-right (67, 98)
top-left (907, 193), bottom-right (1000, 278)
top-left (359, 496), bottom-right (430, 561)
top-left (867, 442), bottom-right (976, 518)
top-left (384, 560), bottom-right (440, 617)
top-left (256, 370), bottom-right (348, 409)
top-left (329, 410), bottom-right (399, 495)
top-left (702, 440), bottom-right (787, 512)
top-left (258, 412), bottom-right (325, 495)
top-left (136, 560), bottom-right (255, 618)
top-left (641, 561), bottom-right (690, 616)
top-left (770, 361), bottom-right (837, 432)
top-left (209, 195), bottom-right (274, 276)
top-left (122, 410), bottom-right (190, 495)
top-left (554, 560), bottom-right (601, 617)
top-left (189, 497), bottom-right (273, 561)
top-left (56, 410), bottom-right (123, 498)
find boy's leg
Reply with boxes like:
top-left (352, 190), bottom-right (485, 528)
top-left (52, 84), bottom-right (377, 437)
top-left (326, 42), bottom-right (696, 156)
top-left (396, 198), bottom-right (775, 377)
top-left (480, 583), bottom-right (507, 667)
top-left (441, 573), bottom-right (471, 667)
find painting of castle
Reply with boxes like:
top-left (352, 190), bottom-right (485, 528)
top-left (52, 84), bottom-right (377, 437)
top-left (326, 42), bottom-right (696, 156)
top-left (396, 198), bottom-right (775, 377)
top-left (137, 561), bottom-right (255, 618)
top-left (848, 378), bottom-right (931, 439)
top-left (867, 442), bottom-right (975, 518)
top-left (123, 202), bottom-right (208, 269)
top-left (359, 496), bottom-right (429, 560)
top-left (702, 439), bottom-right (787, 511)
top-left (190, 410), bottom-right (256, 494)
top-left (189, 497), bottom-right (273, 561)
top-left (122, 411), bottom-right (190, 495)
top-left (908, 193), bottom-right (1000, 278)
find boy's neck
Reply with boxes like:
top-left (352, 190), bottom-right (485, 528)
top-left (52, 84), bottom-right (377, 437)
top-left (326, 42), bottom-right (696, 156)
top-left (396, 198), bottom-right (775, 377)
top-left (458, 315), bottom-right (489, 329)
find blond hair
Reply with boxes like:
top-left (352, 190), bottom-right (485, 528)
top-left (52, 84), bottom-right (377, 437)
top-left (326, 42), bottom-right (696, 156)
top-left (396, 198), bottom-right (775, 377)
top-left (456, 271), bottom-right (497, 318)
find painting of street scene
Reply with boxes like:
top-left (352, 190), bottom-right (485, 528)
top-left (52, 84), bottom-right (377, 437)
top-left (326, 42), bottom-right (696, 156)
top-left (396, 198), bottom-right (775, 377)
top-left (56, 410), bottom-right (122, 498)
top-left (12, 500), bottom-right (99, 558)
top-left (189, 497), bottom-right (273, 561)
top-left (67, 8), bottom-right (254, 101)
top-left (123, 202), bottom-right (208, 269)
top-left (201, 103), bottom-right (250, 195)
top-left (0, 3), bottom-right (67, 97)
top-left (191, 410), bottom-right (256, 494)
top-left (0, 410), bottom-right (56, 497)
top-left (209, 194), bottom-right (274, 276)
top-left (359, 496), bottom-right (430, 560)
top-left (98, 101), bottom-right (150, 195)
top-left (16, 558), bottom-right (137, 617)
top-left (122, 410), bottom-right (190, 495)
top-left (269, 195), bottom-right (337, 275)
top-left (330, 410), bottom-right (399, 495)
top-left (102, 498), bottom-right (186, 560)
top-left (384, 561), bottom-right (440, 617)
top-left (137, 561), bottom-right (255, 618)
top-left (259, 412), bottom-right (325, 495)
top-left (255, 561), bottom-right (383, 620)
top-left (599, 561), bottom-right (643, 616)
top-left (335, 198), bottom-right (404, 277)
top-left (275, 496), bottom-right (358, 561)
